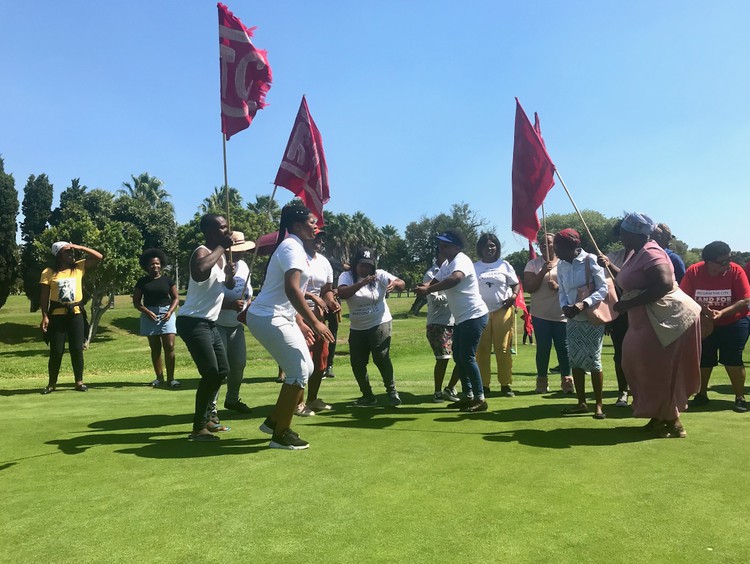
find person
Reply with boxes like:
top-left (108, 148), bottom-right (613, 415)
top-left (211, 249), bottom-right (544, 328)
top-left (297, 228), bottom-right (340, 414)
top-left (338, 247), bottom-right (406, 406)
top-left (554, 229), bottom-right (608, 419)
top-left (132, 248), bottom-right (180, 389)
top-left (423, 249), bottom-right (460, 403)
top-left (40, 241), bottom-right (103, 394)
top-left (176, 214), bottom-right (236, 441)
top-left (680, 241), bottom-right (750, 412)
top-left (521, 307), bottom-right (533, 345)
top-left (614, 212), bottom-right (701, 438)
top-left (473, 233), bottom-right (519, 397)
top-left (652, 223), bottom-right (686, 283)
top-left (524, 232), bottom-right (573, 394)
top-left (214, 231), bottom-right (255, 414)
top-left (415, 229), bottom-right (489, 412)
top-left (245, 204), bottom-right (334, 450)
top-left (596, 220), bottom-right (633, 407)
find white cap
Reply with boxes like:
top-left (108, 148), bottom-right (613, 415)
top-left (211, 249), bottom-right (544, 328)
top-left (51, 241), bottom-right (71, 256)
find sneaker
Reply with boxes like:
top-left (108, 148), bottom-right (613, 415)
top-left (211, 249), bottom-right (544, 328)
top-left (462, 400), bottom-right (488, 412)
top-left (307, 398), bottom-right (333, 412)
top-left (150, 379), bottom-right (163, 388)
top-left (169, 380), bottom-right (181, 389)
top-left (734, 397), bottom-right (748, 413)
top-left (500, 385), bottom-right (515, 398)
top-left (354, 395), bottom-right (378, 407)
top-left (224, 399), bottom-right (252, 413)
top-left (442, 387), bottom-right (460, 402)
top-left (324, 367), bottom-right (335, 379)
top-left (561, 376), bottom-right (575, 394)
top-left (690, 393), bottom-right (709, 407)
top-left (614, 391), bottom-right (629, 407)
top-left (259, 417), bottom-right (276, 435)
top-left (388, 391), bottom-right (402, 407)
top-left (433, 392), bottom-right (444, 403)
top-left (270, 428), bottom-right (310, 450)
top-left (294, 404), bottom-right (316, 417)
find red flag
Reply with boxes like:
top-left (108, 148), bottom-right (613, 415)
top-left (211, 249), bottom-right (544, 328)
top-left (218, 3), bottom-right (272, 140)
top-left (511, 98), bottom-right (555, 241)
top-left (274, 96), bottom-right (330, 226)
top-left (528, 240), bottom-right (537, 260)
top-left (514, 281), bottom-right (533, 336)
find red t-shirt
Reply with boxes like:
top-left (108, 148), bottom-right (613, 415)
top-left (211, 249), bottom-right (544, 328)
top-left (680, 262), bottom-right (750, 326)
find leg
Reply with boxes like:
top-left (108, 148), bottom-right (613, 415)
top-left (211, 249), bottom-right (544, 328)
top-left (325, 309), bottom-right (339, 374)
top-left (46, 315), bottom-right (67, 389)
top-left (591, 370), bottom-right (604, 417)
top-left (476, 317), bottom-right (493, 388)
top-left (456, 315), bottom-right (488, 403)
top-left (349, 329), bottom-right (374, 397)
top-left (532, 317), bottom-right (553, 392)
top-left (222, 325), bottom-right (247, 405)
top-left (162, 333), bottom-right (176, 383)
top-left (571, 368), bottom-right (588, 409)
top-left (370, 322), bottom-right (396, 394)
top-left (551, 320), bottom-right (573, 391)
top-left (306, 333), bottom-right (328, 403)
top-left (434, 359), bottom-right (449, 392)
top-left (726, 366), bottom-right (746, 398)
top-left (699, 367), bottom-right (713, 396)
top-left (147, 335), bottom-right (164, 381)
top-left (67, 313), bottom-right (86, 386)
top-left (493, 307), bottom-right (514, 389)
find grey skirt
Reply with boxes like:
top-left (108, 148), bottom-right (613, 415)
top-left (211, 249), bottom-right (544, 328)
top-left (140, 305), bottom-right (177, 336)
top-left (566, 318), bottom-right (604, 371)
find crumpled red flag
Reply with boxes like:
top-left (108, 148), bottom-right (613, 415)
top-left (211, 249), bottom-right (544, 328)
top-left (511, 98), bottom-right (555, 241)
top-left (218, 3), bottom-right (272, 140)
top-left (274, 96), bottom-right (330, 226)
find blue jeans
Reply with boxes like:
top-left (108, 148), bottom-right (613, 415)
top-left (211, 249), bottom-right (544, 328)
top-left (452, 314), bottom-right (488, 399)
top-left (531, 316), bottom-right (570, 378)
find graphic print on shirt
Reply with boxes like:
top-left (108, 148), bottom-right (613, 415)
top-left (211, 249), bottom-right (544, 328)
top-left (694, 289), bottom-right (732, 308)
top-left (57, 277), bottom-right (77, 303)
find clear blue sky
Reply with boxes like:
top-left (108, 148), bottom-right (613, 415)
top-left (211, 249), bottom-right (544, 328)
top-left (2, 0), bottom-right (749, 252)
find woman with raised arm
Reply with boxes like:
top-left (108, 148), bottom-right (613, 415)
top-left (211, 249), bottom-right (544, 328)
top-left (40, 241), bottom-right (103, 394)
top-left (246, 204), bottom-right (334, 450)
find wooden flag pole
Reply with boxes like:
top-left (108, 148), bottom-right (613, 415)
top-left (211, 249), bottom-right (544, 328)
top-left (240, 183), bottom-right (280, 299)
top-left (222, 135), bottom-right (233, 265)
top-left (541, 203), bottom-right (551, 284)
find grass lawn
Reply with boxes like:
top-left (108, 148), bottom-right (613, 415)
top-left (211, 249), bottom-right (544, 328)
top-left (1, 294), bottom-right (749, 563)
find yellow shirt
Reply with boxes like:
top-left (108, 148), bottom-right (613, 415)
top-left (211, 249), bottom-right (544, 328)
top-left (40, 259), bottom-right (86, 315)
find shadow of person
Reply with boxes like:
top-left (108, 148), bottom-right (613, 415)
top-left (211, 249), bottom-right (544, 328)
top-left (482, 425), bottom-right (653, 449)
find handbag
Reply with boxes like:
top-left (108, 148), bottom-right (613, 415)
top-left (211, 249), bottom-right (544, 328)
top-left (576, 255), bottom-right (619, 326)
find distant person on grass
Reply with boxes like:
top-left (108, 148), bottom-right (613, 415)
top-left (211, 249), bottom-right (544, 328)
top-left (245, 204), bottom-right (334, 450)
top-left (40, 241), bottom-right (103, 394)
top-left (422, 248), bottom-right (460, 403)
top-left (554, 229), bottom-right (608, 420)
top-left (176, 214), bottom-right (236, 441)
top-left (338, 246), bottom-right (406, 407)
top-left (132, 248), bottom-right (180, 389)
top-left (415, 229), bottom-right (489, 412)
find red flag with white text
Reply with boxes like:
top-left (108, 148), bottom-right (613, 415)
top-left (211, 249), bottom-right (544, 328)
top-left (218, 3), bottom-right (272, 140)
top-left (274, 96), bottom-right (330, 226)
top-left (511, 98), bottom-right (555, 241)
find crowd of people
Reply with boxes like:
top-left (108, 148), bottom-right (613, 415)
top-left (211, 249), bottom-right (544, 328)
top-left (38, 208), bottom-right (750, 449)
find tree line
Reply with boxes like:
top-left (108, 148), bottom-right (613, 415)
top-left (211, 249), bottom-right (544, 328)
top-left (1, 158), bottom-right (746, 344)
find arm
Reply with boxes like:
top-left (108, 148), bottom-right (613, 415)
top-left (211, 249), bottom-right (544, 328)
top-left (415, 271), bottom-right (464, 296)
top-left (614, 264), bottom-right (673, 313)
top-left (285, 269), bottom-right (334, 342)
top-left (132, 286), bottom-right (158, 322)
top-left (189, 239), bottom-right (233, 283)
top-left (708, 298), bottom-right (750, 321)
top-left (502, 283), bottom-right (519, 309)
top-left (337, 275), bottom-right (377, 299)
top-left (385, 274), bottom-right (406, 294)
top-left (71, 243), bottom-right (103, 270)
top-left (321, 282), bottom-right (340, 313)
top-left (40, 284), bottom-right (51, 332)
top-left (523, 262), bottom-right (551, 293)
top-left (163, 283), bottom-right (180, 321)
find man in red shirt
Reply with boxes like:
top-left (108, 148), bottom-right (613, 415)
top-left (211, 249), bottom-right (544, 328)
top-left (680, 241), bottom-right (750, 412)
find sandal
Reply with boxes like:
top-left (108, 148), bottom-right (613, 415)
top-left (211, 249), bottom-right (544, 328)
top-left (206, 422), bottom-right (231, 433)
top-left (75, 384), bottom-right (88, 392)
top-left (562, 404), bottom-right (588, 415)
top-left (659, 423), bottom-right (686, 439)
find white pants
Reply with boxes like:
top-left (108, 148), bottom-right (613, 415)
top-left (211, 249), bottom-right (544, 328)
top-left (246, 313), bottom-right (313, 387)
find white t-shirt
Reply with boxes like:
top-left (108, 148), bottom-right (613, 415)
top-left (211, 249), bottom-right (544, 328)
top-left (473, 258), bottom-right (519, 312)
top-left (248, 234), bottom-right (310, 321)
top-left (305, 252), bottom-right (334, 309)
top-left (339, 269), bottom-right (396, 331)
top-left (178, 246), bottom-right (227, 322)
top-left (424, 262), bottom-right (453, 326)
top-left (524, 257), bottom-right (566, 322)
top-left (437, 252), bottom-right (488, 325)
top-left (217, 259), bottom-right (253, 327)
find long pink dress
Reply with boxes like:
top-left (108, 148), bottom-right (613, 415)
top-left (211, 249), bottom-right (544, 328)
top-left (617, 241), bottom-right (701, 420)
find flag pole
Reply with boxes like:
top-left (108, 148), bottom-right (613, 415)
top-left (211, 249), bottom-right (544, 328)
top-left (240, 183), bottom-right (280, 299)
top-left (541, 203), bottom-right (551, 283)
top-left (222, 135), bottom-right (233, 265)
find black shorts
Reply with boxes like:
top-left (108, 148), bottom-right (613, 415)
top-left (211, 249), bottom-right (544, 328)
top-left (700, 316), bottom-right (750, 368)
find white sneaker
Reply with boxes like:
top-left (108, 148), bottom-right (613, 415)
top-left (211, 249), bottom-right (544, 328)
top-left (294, 404), bottom-right (316, 417)
top-left (307, 398), bottom-right (332, 412)
top-left (615, 391), bottom-right (629, 407)
top-left (442, 387), bottom-right (460, 402)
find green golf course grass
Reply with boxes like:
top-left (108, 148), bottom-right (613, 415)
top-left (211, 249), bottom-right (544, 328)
top-left (1, 294), bottom-right (748, 563)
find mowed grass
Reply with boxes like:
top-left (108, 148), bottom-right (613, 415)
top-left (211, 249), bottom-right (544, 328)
top-left (2, 294), bottom-right (750, 563)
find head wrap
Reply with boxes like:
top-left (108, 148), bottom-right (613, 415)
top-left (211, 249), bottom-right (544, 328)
top-left (554, 229), bottom-right (581, 248)
top-left (620, 212), bottom-right (655, 236)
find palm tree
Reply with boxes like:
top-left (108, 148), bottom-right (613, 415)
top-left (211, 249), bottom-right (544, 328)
top-left (247, 194), bottom-right (281, 222)
top-left (119, 173), bottom-right (171, 208)
top-left (199, 186), bottom-right (243, 214)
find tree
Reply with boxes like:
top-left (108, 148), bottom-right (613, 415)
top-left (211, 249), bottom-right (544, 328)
top-left (247, 194), bottom-right (281, 223)
top-left (20, 173), bottom-right (53, 311)
top-left (539, 210), bottom-right (620, 255)
top-left (118, 172), bottom-right (171, 206)
top-left (504, 250), bottom-right (531, 281)
top-left (322, 210), bottom-right (385, 269)
top-left (0, 157), bottom-right (19, 309)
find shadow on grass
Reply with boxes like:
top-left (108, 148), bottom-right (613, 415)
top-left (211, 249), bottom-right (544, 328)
top-left (0, 348), bottom-right (47, 358)
top-left (108, 316), bottom-right (140, 334)
top-left (482, 425), bottom-right (653, 449)
top-left (0, 322), bottom-right (42, 345)
top-left (0, 462), bottom-right (17, 472)
top-left (0, 379), bottom-right (192, 396)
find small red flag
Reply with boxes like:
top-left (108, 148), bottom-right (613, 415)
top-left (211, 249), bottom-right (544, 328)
top-left (514, 281), bottom-right (533, 336)
top-left (274, 96), bottom-right (330, 226)
top-left (511, 98), bottom-right (555, 241)
top-left (218, 3), bottom-right (272, 140)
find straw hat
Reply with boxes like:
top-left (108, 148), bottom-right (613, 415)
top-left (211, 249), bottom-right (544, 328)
top-left (230, 231), bottom-right (256, 252)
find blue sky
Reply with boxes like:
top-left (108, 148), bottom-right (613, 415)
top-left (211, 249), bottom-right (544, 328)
top-left (2, 1), bottom-right (749, 252)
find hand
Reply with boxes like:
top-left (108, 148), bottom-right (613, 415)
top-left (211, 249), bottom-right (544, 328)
top-left (40, 316), bottom-right (49, 332)
top-left (146, 309), bottom-right (159, 322)
top-left (220, 235), bottom-right (234, 250)
top-left (162, 310), bottom-right (173, 322)
top-left (706, 306), bottom-right (724, 321)
top-left (300, 322), bottom-right (316, 346)
top-left (414, 284), bottom-right (430, 297)
top-left (232, 300), bottom-right (245, 312)
top-left (310, 294), bottom-right (328, 314)
top-left (313, 320), bottom-right (335, 343)
top-left (502, 296), bottom-right (516, 309)
top-left (386, 280), bottom-right (397, 293)
top-left (224, 261), bottom-right (236, 278)
top-left (547, 280), bottom-right (559, 291)
top-left (562, 302), bottom-right (585, 319)
top-left (324, 297), bottom-right (341, 314)
top-left (597, 255), bottom-right (610, 268)
top-left (362, 274), bottom-right (377, 287)
top-left (541, 261), bottom-right (553, 274)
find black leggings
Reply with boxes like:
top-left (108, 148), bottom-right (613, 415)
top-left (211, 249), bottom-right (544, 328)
top-left (325, 309), bottom-right (339, 367)
top-left (47, 313), bottom-right (85, 385)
